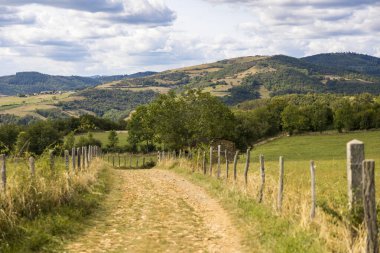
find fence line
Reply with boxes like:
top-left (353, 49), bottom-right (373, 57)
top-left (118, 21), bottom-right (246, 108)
top-left (154, 139), bottom-right (377, 253)
top-left (0, 145), bottom-right (102, 194)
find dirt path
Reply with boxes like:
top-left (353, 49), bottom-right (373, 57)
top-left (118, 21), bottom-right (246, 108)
top-left (64, 168), bottom-right (242, 253)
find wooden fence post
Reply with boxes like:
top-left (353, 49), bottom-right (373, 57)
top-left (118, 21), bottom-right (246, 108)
top-left (137, 157), bottom-right (139, 168)
top-left (1, 154), bottom-right (6, 192)
top-left (310, 160), bottom-right (316, 220)
top-left (77, 148), bottom-right (81, 170)
top-left (82, 147), bottom-right (86, 169)
top-left (84, 146), bottom-right (88, 169)
top-left (278, 156), bottom-right (284, 212)
top-left (258, 154), bottom-right (265, 203)
top-left (209, 146), bottom-right (213, 176)
top-left (197, 149), bottom-right (200, 171)
top-left (362, 160), bottom-right (378, 253)
top-left (217, 145), bottom-right (221, 179)
top-left (233, 151), bottom-right (239, 182)
top-left (29, 156), bottom-right (35, 177)
top-left (129, 155), bottom-right (132, 168)
top-left (225, 150), bottom-right (229, 180)
top-left (49, 150), bottom-right (54, 170)
top-left (64, 150), bottom-right (70, 171)
top-left (124, 156), bottom-right (127, 167)
top-left (87, 146), bottom-right (90, 163)
top-left (143, 157), bottom-right (145, 167)
top-left (112, 155), bottom-right (115, 167)
top-left (118, 154), bottom-right (121, 167)
top-left (202, 151), bottom-right (206, 175)
top-left (347, 140), bottom-right (365, 220)
top-left (72, 147), bottom-right (76, 171)
top-left (244, 148), bottom-right (250, 187)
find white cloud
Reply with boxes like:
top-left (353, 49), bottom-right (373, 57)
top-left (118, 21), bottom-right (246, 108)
top-left (0, 0), bottom-right (379, 75)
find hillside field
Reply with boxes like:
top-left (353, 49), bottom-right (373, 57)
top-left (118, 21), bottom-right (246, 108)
top-left (75, 131), bottom-right (129, 147)
top-left (0, 92), bottom-right (83, 118)
top-left (216, 130), bottom-right (380, 251)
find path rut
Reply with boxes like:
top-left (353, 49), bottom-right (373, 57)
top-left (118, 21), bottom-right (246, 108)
top-left (64, 168), bottom-right (242, 253)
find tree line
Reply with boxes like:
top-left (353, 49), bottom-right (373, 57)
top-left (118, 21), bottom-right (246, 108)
top-left (128, 91), bottom-right (380, 150)
top-left (0, 115), bottom-right (125, 155)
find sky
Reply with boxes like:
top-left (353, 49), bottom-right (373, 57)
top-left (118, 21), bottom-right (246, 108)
top-left (0, 0), bottom-right (379, 76)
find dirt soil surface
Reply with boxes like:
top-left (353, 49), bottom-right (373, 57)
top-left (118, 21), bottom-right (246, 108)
top-left (64, 168), bottom-right (242, 253)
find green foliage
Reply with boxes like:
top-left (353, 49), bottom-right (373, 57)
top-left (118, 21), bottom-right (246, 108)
top-left (0, 161), bottom-right (110, 252)
top-left (224, 79), bottom-right (261, 105)
top-left (302, 52), bottom-right (380, 77)
top-left (0, 124), bottom-right (21, 154)
top-left (107, 130), bottom-right (119, 149)
top-left (0, 72), bottom-right (101, 95)
top-left (16, 121), bottom-right (62, 155)
top-left (127, 90), bottom-right (235, 150)
top-left (234, 93), bottom-right (380, 147)
top-left (35, 108), bottom-right (70, 119)
top-left (127, 106), bottom-right (154, 151)
top-left (60, 89), bottom-right (157, 120)
top-left (63, 132), bottom-right (75, 150)
top-left (76, 132), bottom-right (102, 148)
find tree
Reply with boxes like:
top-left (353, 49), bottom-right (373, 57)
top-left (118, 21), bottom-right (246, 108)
top-left (107, 130), bottom-right (119, 149)
top-left (333, 100), bottom-right (354, 132)
top-left (21, 121), bottom-right (62, 155)
top-left (15, 131), bottom-right (29, 156)
top-left (303, 104), bottom-right (333, 132)
top-left (281, 105), bottom-right (309, 135)
top-left (0, 124), bottom-right (21, 154)
top-left (76, 132), bottom-right (102, 148)
top-left (64, 132), bottom-right (75, 150)
top-left (127, 90), bottom-right (236, 150)
top-left (127, 106), bottom-right (154, 151)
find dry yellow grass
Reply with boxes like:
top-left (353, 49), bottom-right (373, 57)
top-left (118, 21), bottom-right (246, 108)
top-left (160, 154), bottom-right (373, 252)
top-left (0, 154), bottom-right (105, 243)
top-left (0, 92), bottom-right (83, 117)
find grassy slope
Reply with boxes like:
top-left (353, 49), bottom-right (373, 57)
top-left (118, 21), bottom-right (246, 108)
top-left (252, 130), bottom-right (380, 161)
top-left (0, 161), bottom-right (111, 253)
top-left (0, 92), bottom-right (82, 117)
top-left (162, 161), bottom-right (326, 252)
top-left (161, 130), bottom-right (380, 252)
top-left (247, 130), bottom-right (380, 219)
top-left (75, 131), bottom-right (129, 147)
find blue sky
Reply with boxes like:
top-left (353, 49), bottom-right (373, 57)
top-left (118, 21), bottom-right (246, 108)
top-left (0, 0), bottom-right (379, 76)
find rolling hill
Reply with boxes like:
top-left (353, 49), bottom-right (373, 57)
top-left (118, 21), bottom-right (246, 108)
top-left (1, 52), bottom-right (380, 123)
top-left (0, 71), bottom-right (156, 96)
top-left (103, 52), bottom-right (380, 105)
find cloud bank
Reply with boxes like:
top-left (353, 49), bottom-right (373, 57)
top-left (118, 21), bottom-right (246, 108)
top-left (0, 0), bottom-right (378, 75)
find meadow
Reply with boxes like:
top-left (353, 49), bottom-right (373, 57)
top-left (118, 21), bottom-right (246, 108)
top-left (0, 92), bottom-right (80, 118)
top-left (75, 131), bottom-right (129, 147)
top-left (0, 152), bottom-right (109, 252)
top-left (162, 130), bottom-right (380, 252)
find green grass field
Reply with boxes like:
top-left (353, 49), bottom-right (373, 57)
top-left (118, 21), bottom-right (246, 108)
top-left (75, 131), bottom-right (129, 147)
top-left (252, 130), bottom-right (380, 161)
top-left (176, 130), bottom-right (380, 252)
top-left (0, 92), bottom-right (78, 117)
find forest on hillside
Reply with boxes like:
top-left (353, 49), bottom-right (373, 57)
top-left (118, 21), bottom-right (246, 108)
top-left (59, 89), bottom-right (157, 121)
top-left (127, 91), bottom-right (380, 151)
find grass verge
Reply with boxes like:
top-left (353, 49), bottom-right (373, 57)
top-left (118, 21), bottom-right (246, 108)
top-left (0, 161), bottom-right (112, 253)
top-left (160, 160), bottom-right (327, 252)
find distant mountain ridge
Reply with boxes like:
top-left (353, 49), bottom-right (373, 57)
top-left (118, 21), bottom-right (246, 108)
top-left (302, 52), bottom-right (380, 77)
top-left (107, 52), bottom-right (380, 104)
top-left (0, 71), bottom-right (157, 95)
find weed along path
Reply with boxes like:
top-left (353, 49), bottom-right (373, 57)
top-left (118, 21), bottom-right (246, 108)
top-left (64, 168), bottom-right (242, 253)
